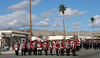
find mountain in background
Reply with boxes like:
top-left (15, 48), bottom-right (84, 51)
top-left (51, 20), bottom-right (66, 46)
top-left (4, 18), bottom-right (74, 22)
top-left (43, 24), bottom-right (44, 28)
top-left (8, 29), bottom-right (100, 37)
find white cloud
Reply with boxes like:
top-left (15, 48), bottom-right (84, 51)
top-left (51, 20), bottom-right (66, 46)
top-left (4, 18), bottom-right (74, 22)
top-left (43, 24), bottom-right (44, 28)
top-left (41, 11), bottom-right (53, 19)
top-left (8, 0), bottom-right (41, 11)
top-left (52, 17), bottom-right (62, 27)
top-left (74, 26), bottom-right (78, 29)
top-left (72, 22), bottom-right (81, 26)
top-left (51, 8), bottom-right (57, 11)
top-left (31, 0), bottom-right (42, 5)
top-left (45, 18), bottom-right (49, 22)
top-left (89, 15), bottom-right (100, 28)
top-left (41, 8), bottom-right (57, 19)
top-left (59, 8), bottom-right (88, 16)
top-left (34, 18), bottom-right (49, 27)
top-left (0, 10), bottom-right (38, 29)
top-left (52, 21), bottom-right (62, 27)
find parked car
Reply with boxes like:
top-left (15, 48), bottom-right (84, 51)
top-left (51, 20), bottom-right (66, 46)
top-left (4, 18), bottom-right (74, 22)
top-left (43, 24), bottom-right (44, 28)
top-left (2, 45), bottom-right (9, 52)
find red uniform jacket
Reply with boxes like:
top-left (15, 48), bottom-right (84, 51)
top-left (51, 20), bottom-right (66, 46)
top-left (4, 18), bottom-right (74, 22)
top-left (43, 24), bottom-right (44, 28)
top-left (48, 42), bottom-right (53, 50)
top-left (21, 42), bottom-right (26, 49)
top-left (43, 42), bottom-right (48, 50)
top-left (64, 42), bottom-right (70, 49)
top-left (76, 41), bottom-right (80, 46)
top-left (37, 42), bottom-right (42, 50)
top-left (14, 43), bottom-right (19, 50)
top-left (60, 43), bottom-right (64, 50)
top-left (55, 42), bottom-right (58, 50)
top-left (71, 41), bottom-right (76, 49)
top-left (32, 41), bottom-right (37, 49)
top-left (27, 42), bottom-right (31, 49)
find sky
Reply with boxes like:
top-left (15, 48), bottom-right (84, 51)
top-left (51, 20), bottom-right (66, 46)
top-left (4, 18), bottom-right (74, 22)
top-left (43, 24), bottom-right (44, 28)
top-left (0, 0), bottom-right (100, 32)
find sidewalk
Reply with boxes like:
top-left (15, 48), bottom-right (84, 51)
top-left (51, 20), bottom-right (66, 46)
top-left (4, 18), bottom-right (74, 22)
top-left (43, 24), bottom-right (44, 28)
top-left (1, 49), bottom-right (100, 55)
top-left (1, 50), bottom-right (21, 55)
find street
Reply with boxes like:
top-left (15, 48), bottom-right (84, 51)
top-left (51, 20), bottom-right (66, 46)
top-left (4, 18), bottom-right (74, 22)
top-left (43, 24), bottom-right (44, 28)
top-left (0, 49), bottom-right (100, 58)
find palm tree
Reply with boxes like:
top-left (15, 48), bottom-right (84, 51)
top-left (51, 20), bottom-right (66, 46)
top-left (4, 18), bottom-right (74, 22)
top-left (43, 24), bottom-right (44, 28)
top-left (90, 17), bottom-right (95, 41)
top-left (29, 0), bottom-right (32, 41)
top-left (59, 4), bottom-right (67, 39)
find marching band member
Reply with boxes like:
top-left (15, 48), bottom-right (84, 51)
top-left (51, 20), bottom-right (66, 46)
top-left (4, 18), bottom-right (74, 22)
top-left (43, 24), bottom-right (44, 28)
top-left (70, 40), bottom-right (77, 56)
top-left (21, 40), bottom-right (26, 55)
top-left (27, 40), bottom-right (32, 55)
top-left (14, 41), bottom-right (20, 56)
top-left (98, 41), bottom-right (100, 49)
top-left (31, 40), bottom-right (37, 55)
top-left (60, 41), bottom-right (64, 56)
top-left (58, 41), bottom-right (61, 54)
top-left (37, 41), bottom-right (42, 55)
top-left (43, 40), bottom-right (48, 55)
top-left (76, 39), bottom-right (80, 51)
top-left (65, 40), bottom-right (70, 56)
top-left (48, 40), bottom-right (53, 55)
top-left (55, 41), bottom-right (59, 56)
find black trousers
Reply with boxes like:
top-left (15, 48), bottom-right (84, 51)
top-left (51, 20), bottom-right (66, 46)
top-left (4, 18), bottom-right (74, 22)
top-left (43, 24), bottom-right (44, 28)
top-left (56, 49), bottom-right (58, 56)
top-left (33, 48), bottom-right (37, 55)
top-left (38, 50), bottom-right (42, 55)
top-left (21, 49), bottom-right (26, 55)
top-left (45, 50), bottom-right (48, 55)
top-left (15, 50), bottom-right (19, 55)
top-left (66, 49), bottom-right (70, 56)
top-left (72, 49), bottom-right (76, 56)
top-left (28, 49), bottom-right (31, 55)
top-left (76, 46), bottom-right (80, 51)
top-left (61, 49), bottom-right (64, 56)
top-left (50, 49), bottom-right (52, 55)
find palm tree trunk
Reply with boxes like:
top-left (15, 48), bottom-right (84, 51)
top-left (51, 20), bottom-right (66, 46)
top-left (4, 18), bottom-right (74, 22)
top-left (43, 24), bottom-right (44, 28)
top-left (63, 13), bottom-right (66, 40)
top-left (29, 0), bottom-right (32, 41)
top-left (93, 22), bottom-right (94, 41)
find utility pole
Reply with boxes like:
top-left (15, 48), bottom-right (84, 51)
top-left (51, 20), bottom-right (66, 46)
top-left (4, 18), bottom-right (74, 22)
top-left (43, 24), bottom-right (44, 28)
top-left (29, 0), bottom-right (32, 41)
top-left (78, 19), bottom-right (80, 41)
top-left (78, 24), bottom-right (79, 40)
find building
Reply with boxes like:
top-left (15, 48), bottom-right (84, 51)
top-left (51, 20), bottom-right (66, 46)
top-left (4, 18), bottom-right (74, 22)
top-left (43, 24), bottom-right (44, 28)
top-left (0, 30), bottom-right (29, 50)
top-left (48, 36), bottom-right (96, 41)
top-left (48, 36), bottom-right (73, 41)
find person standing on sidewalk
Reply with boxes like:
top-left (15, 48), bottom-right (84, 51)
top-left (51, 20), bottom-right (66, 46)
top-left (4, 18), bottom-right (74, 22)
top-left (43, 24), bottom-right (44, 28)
top-left (55, 41), bottom-right (59, 56)
top-left (21, 40), bottom-right (26, 55)
top-left (27, 40), bottom-right (32, 55)
top-left (31, 40), bottom-right (37, 55)
top-left (48, 40), bottom-right (53, 55)
top-left (37, 41), bottom-right (42, 55)
top-left (71, 40), bottom-right (77, 56)
top-left (14, 41), bottom-right (20, 56)
top-left (65, 40), bottom-right (70, 56)
top-left (43, 40), bottom-right (48, 55)
top-left (60, 41), bottom-right (64, 56)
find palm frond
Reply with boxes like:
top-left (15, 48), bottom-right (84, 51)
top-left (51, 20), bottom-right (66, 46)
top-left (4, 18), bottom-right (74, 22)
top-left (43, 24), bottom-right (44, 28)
top-left (90, 17), bottom-right (95, 22)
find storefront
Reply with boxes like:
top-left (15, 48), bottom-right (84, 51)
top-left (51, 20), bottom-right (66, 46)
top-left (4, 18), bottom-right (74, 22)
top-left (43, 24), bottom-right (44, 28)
top-left (0, 30), bottom-right (29, 50)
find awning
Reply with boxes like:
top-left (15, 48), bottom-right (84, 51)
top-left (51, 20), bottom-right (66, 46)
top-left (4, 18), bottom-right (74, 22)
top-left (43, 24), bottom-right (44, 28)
top-left (12, 34), bottom-right (25, 37)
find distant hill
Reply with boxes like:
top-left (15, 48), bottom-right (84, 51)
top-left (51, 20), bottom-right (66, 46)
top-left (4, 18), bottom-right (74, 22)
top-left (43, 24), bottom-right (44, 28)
top-left (10, 29), bottom-right (100, 37)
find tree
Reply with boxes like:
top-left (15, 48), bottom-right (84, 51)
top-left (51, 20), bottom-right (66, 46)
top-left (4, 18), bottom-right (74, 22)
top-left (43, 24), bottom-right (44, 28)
top-left (59, 4), bottom-right (67, 39)
top-left (38, 35), bottom-right (43, 39)
top-left (90, 17), bottom-right (95, 41)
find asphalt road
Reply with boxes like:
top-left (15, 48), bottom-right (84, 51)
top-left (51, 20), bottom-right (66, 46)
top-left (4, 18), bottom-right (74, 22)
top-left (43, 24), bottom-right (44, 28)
top-left (0, 49), bottom-right (100, 58)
